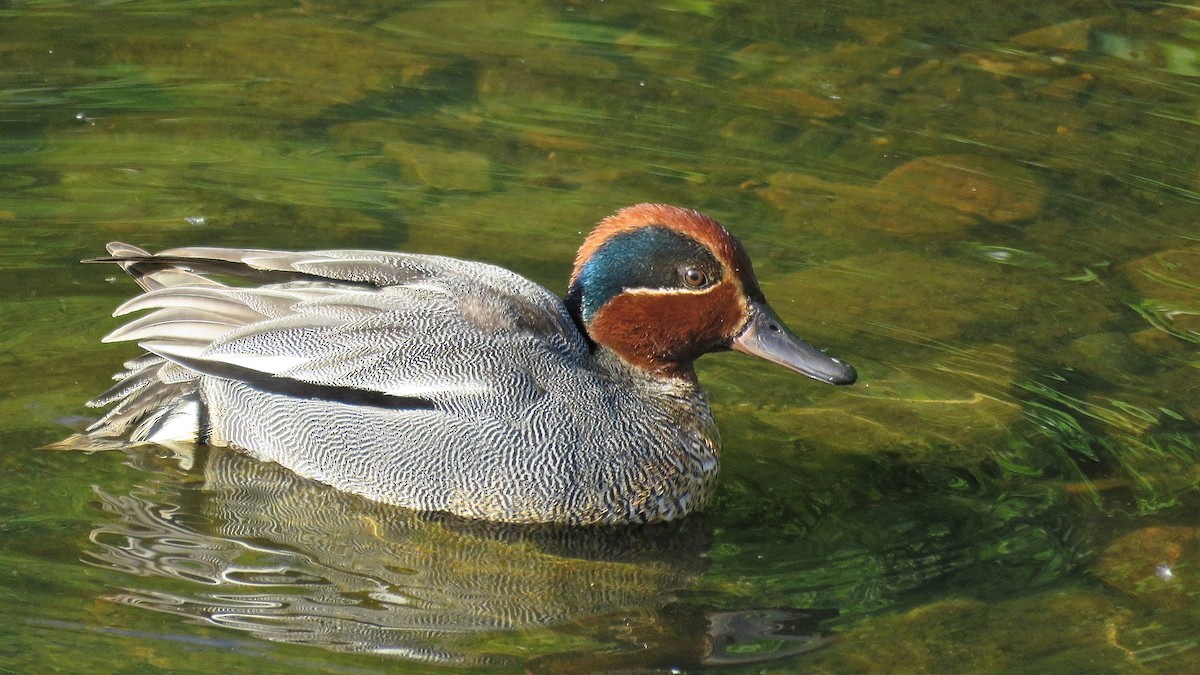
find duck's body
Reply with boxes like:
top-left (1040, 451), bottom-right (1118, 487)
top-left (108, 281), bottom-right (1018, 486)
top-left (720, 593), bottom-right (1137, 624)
top-left (81, 204), bottom-right (855, 525)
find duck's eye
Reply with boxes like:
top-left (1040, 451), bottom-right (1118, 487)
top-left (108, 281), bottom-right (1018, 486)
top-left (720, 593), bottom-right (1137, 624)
top-left (682, 267), bottom-right (709, 288)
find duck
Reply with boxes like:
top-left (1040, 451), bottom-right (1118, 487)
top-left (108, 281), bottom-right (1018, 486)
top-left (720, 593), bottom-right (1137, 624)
top-left (79, 204), bottom-right (856, 525)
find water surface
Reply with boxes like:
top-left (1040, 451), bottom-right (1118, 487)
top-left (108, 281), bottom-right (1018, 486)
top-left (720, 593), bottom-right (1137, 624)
top-left (3, 1), bottom-right (1200, 672)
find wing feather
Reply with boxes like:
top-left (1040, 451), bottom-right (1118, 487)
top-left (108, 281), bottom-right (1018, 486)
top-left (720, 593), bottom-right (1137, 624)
top-left (93, 242), bottom-right (587, 411)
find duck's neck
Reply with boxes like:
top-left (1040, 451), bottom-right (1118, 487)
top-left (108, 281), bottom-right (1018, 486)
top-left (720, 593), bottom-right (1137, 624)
top-left (564, 289), bottom-right (702, 386)
top-left (590, 343), bottom-right (702, 392)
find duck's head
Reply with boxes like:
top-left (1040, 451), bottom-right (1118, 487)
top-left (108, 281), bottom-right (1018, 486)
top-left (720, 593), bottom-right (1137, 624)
top-left (566, 203), bottom-right (857, 385)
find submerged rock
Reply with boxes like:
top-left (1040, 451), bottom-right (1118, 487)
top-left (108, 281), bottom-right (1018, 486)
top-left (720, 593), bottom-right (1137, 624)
top-left (1094, 526), bottom-right (1198, 612)
top-left (1122, 247), bottom-right (1200, 343)
top-left (1010, 17), bottom-right (1111, 52)
top-left (1064, 332), bottom-right (1149, 381)
top-left (805, 591), bottom-right (1132, 672)
top-left (761, 172), bottom-right (971, 236)
top-left (877, 155), bottom-right (1045, 224)
top-left (736, 87), bottom-right (844, 119)
top-left (384, 141), bottom-right (492, 193)
top-left (737, 343), bottom-right (1022, 464)
top-left (170, 15), bottom-right (449, 117)
top-left (761, 155), bottom-right (1044, 240)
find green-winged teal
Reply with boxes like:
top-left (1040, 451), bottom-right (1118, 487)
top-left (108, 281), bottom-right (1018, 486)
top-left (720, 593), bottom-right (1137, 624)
top-left (81, 204), bottom-right (856, 524)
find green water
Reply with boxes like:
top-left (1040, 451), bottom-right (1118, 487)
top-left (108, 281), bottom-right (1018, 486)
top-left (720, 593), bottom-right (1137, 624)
top-left (3, 0), bottom-right (1200, 672)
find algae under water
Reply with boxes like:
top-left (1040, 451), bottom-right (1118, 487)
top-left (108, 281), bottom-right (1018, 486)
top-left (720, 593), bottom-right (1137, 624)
top-left (2, 1), bottom-right (1200, 672)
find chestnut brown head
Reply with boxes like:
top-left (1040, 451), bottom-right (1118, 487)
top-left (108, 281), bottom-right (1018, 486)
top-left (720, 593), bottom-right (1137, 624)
top-left (566, 204), bottom-right (856, 385)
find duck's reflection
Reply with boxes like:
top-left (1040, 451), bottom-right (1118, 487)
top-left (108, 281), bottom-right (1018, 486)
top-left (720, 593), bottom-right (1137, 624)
top-left (83, 446), bottom-right (831, 669)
